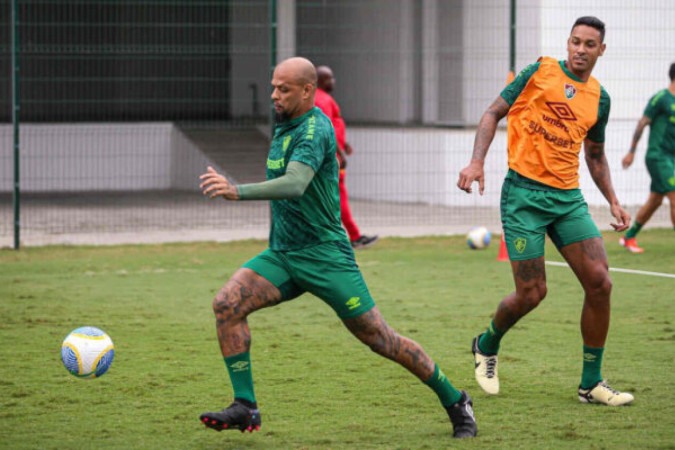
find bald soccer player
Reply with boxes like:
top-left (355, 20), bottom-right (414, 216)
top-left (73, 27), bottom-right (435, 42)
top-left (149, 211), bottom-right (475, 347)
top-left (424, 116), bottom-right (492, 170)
top-left (198, 57), bottom-right (477, 438)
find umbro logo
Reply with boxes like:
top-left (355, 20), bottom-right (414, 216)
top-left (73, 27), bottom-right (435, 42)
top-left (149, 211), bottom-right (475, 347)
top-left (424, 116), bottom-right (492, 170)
top-left (229, 361), bottom-right (250, 372)
top-left (545, 102), bottom-right (577, 121)
top-left (346, 297), bottom-right (361, 310)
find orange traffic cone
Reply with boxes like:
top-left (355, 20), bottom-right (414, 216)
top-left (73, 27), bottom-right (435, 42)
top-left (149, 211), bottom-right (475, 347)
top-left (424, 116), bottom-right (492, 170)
top-left (497, 233), bottom-right (509, 262)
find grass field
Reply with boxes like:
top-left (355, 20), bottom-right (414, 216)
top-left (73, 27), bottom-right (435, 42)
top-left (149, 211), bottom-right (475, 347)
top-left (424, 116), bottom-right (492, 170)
top-left (1, 229), bottom-right (673, 450)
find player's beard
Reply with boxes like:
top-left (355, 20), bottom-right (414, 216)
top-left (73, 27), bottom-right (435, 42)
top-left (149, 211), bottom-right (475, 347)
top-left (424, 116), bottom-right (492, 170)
top-left (274, 111), bottom-right (291, 123)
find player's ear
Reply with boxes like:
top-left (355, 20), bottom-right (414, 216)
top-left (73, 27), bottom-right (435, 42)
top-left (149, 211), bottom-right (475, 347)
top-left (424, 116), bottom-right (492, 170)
top-left (598, 42), bottom-right (606, 57)
top-left (303, 83), bottom-right (313, 99)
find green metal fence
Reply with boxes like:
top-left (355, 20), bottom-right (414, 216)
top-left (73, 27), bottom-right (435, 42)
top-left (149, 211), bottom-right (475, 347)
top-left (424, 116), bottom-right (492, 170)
top-left (1, 0), bottom-right (673, 247)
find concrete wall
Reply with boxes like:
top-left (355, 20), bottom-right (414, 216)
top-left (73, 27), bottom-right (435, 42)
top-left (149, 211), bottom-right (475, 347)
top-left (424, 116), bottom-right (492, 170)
top-left (346, 120), bottom-right (654, 208)
top-left (0, 124), bottom-right (214, 192)
top-left (295, 0), bottom-right (673, 126)
top-left (229, 3), bottom-right (270, 118)
top-left (2, 121), bottom-right (651, 209)
top-left (298, 0), bottom-right (421, 123)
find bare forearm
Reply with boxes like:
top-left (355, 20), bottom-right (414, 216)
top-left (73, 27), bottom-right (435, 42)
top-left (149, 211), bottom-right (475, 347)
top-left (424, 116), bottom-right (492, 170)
top-left (585, 141), bottom-right (619, 205)
top-left (629, 116), bottom-right (650, 153)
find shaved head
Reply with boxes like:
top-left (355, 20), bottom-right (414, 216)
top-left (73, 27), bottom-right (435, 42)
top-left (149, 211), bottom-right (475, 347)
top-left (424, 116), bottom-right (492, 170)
top-left (271, 57), bottom-right (317, 122)
top-left (316, 65), bottom-right (335, 92)
top-left (274, 57), bottom-right (317, 87)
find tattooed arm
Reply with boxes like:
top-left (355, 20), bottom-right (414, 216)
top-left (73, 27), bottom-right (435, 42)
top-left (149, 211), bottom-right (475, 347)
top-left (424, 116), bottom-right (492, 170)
top-left (584, 139), bottom-right (631, 231)
top-left (457, 96), bottom-right (510, 195)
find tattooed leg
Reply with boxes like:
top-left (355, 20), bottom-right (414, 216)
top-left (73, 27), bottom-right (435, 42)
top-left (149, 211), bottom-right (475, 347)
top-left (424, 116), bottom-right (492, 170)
top-left (493, 257), bottom-right (548, 332)
top-left (212, 268), bottom-right (283, 357)
top-left (343, 307), bottom-right (435, 381)
top-left (559, 238), bottom-right (612, 347)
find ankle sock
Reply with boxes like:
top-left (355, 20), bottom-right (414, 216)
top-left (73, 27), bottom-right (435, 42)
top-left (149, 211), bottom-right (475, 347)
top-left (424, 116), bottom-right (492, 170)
top-left (225, 352), bottom-right (256, 404)
top-left (580, 345), bottom-right (604, 389)
top-left (625, 222), bottom-right (642, 239)
top-left (425, 364), bottom-right (462, 407)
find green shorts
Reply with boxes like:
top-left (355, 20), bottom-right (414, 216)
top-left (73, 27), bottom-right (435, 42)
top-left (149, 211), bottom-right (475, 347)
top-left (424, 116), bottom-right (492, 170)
top-left (500, 170), bottom-right (601, 261)
top-left (242, 240), bottom-right (375, 319)
top-left (646, 154), bottom-right (675, 194)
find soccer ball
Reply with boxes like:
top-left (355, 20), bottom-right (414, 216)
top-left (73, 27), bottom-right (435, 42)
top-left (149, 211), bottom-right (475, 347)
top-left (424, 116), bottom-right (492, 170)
top-left (61, 326), bottom-right (115, 379)
top-left (467, 226), bottom-right (491, 250)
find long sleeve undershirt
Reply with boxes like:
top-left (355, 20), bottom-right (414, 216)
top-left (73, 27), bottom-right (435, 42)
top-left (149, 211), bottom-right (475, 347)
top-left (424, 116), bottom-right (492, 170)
top-left (236, 161), bottom-right (316, 200)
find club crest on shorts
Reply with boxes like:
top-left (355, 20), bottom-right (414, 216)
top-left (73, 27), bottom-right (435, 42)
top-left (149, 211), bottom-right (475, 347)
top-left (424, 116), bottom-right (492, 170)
top-left (564, 83), bottom-right (577, 100)
top-left (514, 237), bottom-right (527, 254)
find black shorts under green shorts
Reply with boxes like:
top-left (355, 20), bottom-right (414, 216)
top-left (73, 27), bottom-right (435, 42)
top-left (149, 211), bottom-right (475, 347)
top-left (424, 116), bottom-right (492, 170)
top-left (242, 240), bottom-right (375, 319)
top-left (500, 170), bottom-right (601, 261)
top-left (646, 154), bottom-right (675, 194)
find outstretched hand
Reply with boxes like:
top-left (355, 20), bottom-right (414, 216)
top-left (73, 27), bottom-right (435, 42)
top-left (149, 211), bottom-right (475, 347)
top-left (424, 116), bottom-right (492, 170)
top-left (457, 161), bottom-right (485, 195)
top-left (609, 203), bottom-right (631, 232)
top-left (199, 166), bottom-right (239, 200)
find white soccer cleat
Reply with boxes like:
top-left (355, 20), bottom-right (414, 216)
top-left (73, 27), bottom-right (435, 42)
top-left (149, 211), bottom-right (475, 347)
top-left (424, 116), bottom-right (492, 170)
top-left (472, 335), bottom-right (499, 395)
top-left (578, 380), bottom-right (634, 406)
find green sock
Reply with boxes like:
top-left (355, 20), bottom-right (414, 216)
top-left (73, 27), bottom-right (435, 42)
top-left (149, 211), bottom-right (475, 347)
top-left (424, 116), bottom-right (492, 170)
top-left (478, 320), bottom-right (505, 355)
top-left (225, 352), bottom-right (256, 404)
top-left (424, 364), bottom-right (462, 407)
top-left (580, 346), bottom-right (604, 389)
top-left (625, 221), bottom-right (643, 239)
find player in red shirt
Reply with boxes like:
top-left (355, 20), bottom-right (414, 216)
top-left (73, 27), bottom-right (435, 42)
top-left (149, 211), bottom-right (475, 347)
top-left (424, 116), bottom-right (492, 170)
top-left (315, 65), bottom-right (378, 249)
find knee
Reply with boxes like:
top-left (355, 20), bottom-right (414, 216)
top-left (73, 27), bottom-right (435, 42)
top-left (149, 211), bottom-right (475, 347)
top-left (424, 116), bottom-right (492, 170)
top-left (211, 283), bottom-right (245, 321)
top-left (585, 273), bottom-right (613, 300)
top-left (519, 282), bottom-right (548, 311)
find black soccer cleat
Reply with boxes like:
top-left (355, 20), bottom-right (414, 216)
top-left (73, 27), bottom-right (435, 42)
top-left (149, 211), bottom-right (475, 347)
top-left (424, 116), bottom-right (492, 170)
top-left (446, 391), bottom-right (478, 438)
top-left (351, 234), bottom-right (379, 249)
top-left (200, 399), bottom-right (262, 433)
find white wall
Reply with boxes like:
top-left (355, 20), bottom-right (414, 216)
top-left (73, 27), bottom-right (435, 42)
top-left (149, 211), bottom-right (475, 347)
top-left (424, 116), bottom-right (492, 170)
top-left (1, 120), bottom-right (652, 206)
top-left (170, 127), bottom-right (219, 190)
top-left (0, 124), bottom-right (215, 192)
top-left (346, 120), bottom-right (654, 208)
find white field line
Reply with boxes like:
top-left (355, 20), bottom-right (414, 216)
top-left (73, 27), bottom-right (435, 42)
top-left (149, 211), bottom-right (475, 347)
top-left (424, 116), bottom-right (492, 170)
top-left (545, 261), bottom-right (675, 279)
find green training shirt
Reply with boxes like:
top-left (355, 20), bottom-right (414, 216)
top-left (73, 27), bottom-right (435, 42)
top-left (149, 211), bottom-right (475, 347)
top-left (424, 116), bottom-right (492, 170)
top-left (644, 89), bottom-right (675, 158)
top-left (266, 106), bottom-right (347, 251)
top-left (501, 59), bottom-right (610, 143)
